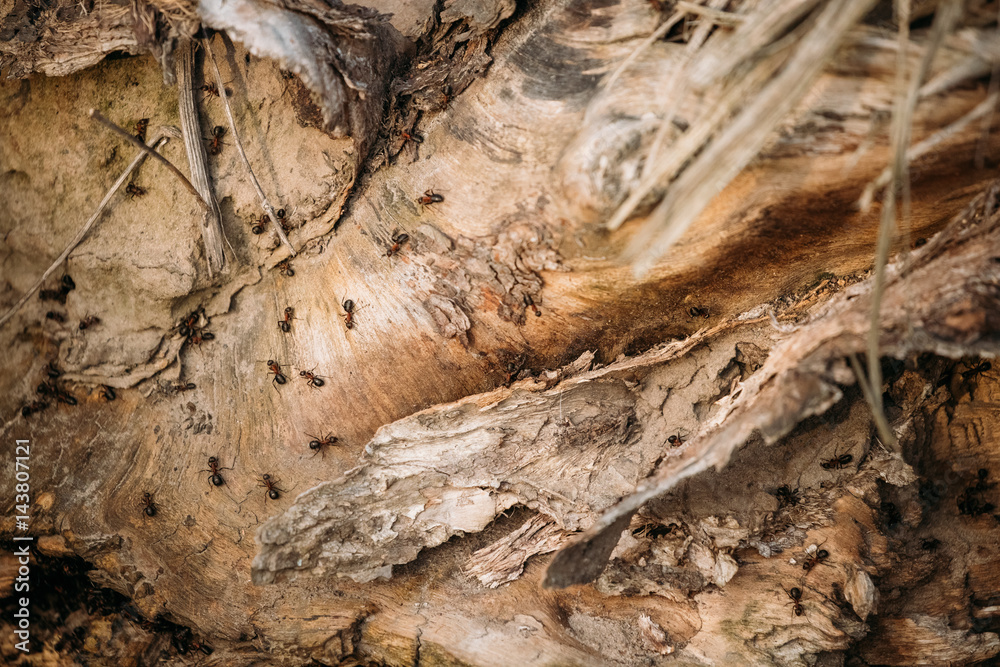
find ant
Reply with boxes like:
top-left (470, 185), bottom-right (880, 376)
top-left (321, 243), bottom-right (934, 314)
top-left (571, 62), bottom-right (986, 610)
top-left (199, 82), bottom-right (222, 97)
top-left (523, 294), bottom-right (541, 317)
top-left (784, 587), bottom-right (804, 616)
top-left (774, 484), bottom-right (800, 508)
top-left (386, 232), bottom-right (410, 257)
top-left (667, 432), bottom-right (685, 447)
top-left (416, 189), bottom-right (444, 205)
top-left (266, 360), bottom-right (287, 386)
top-left (39, 274), bottom-right (76, 304)
top-left (45, 311), bottom-right (65, 323)
top-left (958, 469), bottom-right (996, 516)
top-left (307, 433), bottom-right (338, 457)
top-left (99, 385), bottom-right (116, 401)
top-left (502, 357), bottom-right (525, 387)
top-left (171, 626), bottom-right (214, 655)
top-left (45, 361), bottom-right (62, 379)
top-left (258, 474), bottom-right (283, 500)
top-left (278, 306), bottom-right (295, 333)
top-left (821, 452), bottom-right (854, 470)
top-left (400, 130), bottom-right (423, 145)
top-left (299, 367), bottom-right (325, 388)
top-left (79, 315), bottom-right (100, 330)
top-left (342, 299), bottom-right (358, 330)
top-left (250, 212), bottom-right (268, 235)
top-left (200, 456), bottom-right (231, 487)
top-left (177, 306), bottom-right (204, 338)
top-left (974, 468), bottom-right (995, 492)
top-left (39, 288), bottom-right (67, 304)
top-left (632, 523), bottom-right (676, 538)
top-left (207, 125), bottom-right (225, 156)
top-left (170, 382), bottom-right (197, 392)
top-left (21, 400), bottom-right (49, 418)
top-left (139, 492), bottom-right (157, 517)
top-left (275, 208), bottom-right (290, 232)
top-left (688, 306), bottom-right (710, 319)
top-left (37, 381), bottom-right (77, 406)
top-left (802, 544), bottom-right (829, 574)
top-left (126, 183), bottom-right (146, 198)
top-left (961, 361), bottom-right (992, 381)
top-left (185, 331), bottom-right (214, 348)
top-left (134, 118), bottom-right (149, 142)
top-left (277, 259), bottom-right (294, 277)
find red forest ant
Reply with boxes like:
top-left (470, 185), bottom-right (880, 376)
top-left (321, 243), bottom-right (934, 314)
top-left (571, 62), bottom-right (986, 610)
top-left (342, 299), bottom-right (359, 330)
top-left (37, 381), bottom-right (77, 405)
top-left (265, 360), bottom-right (287, 386)
top-left (79, 315), bottom-right (100, 330)
top-left (258, 474), bottom-right (283, 500)
top-left (802, 544), bottom-right (830, 574)
top-left (307, 433), bottom-right (338, 457)
top-left (278, 307), bottom-right (295, 333)
top-left (199, 82), bottom-right (230, 97)
top-left (820, 452), bottom-right (854, 470)
top-left (200, 456), bottom-right (231, 487)
top-left (21, 400), bottom-right (49, 418)
top-left (523, 294), bottom-right (541, 317)
top-left (688, 306), bottom-right (710, 319)
top-left (126, 183), bottom-right (146, 198)
top-left (962, 361), bottom-right (992, 381)
top-left (185, 331), bottom-right (214, 349)
top-left (207, 125), bottom-right (226, 156)
top-left (774, 484), bottom-right (800, 508)
top-left (99, 385), bottom-right (116, 401)
top-left (400, 130), bottom-right (423, 144)
top-left (277, 259), bottom-right (294, 277)
top-left (668, 432), bottom-right (685, 447)
top-left (169, 382), bottom-right (197, 393)
top-left (139, 492), bottom-right (157, 517)
top-left (784, 587), bottom-right (804, 616)
top-left (250, 213), bottom-right (268, 235)
top-left (386, 232), bottom-right (410, 257)
top-left (134, 118), bottom-right (149, 142)
top-left (299, 368), bottom-right (325, 388)
top-left (416, 189), bottom-right (444, 205)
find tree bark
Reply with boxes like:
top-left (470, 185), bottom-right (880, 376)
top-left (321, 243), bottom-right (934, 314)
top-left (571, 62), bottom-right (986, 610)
top-left (1, 0), bottom-right (999, 665)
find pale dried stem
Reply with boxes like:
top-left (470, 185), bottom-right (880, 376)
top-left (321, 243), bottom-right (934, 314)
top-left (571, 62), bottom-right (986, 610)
top-left (203, 35), bottom-right (297, 257)
top-left (642, 0), bottom-right (728, 181)
top-left (866, 0), bottom-right (961, 417)
top-left (601, 10), bottom-right (686, 94)
top-left (860, 90), bottom-right (999, 211)
top-left (674, 1), bottom-right (744, 25)
top-left (687, 0), bottom-right (823, 89)
top-left (849, 354), bottom-right (897, 448)
top-left (176, 40), bottom-right (227, 276)
top-left (625, 0), bottom-right (880, 275)
top-left (0, 132), bottom-right (175, 329)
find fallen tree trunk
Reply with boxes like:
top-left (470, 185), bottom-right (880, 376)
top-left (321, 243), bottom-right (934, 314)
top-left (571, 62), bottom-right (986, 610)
top-left (1, 0), bottom-right (999, 665)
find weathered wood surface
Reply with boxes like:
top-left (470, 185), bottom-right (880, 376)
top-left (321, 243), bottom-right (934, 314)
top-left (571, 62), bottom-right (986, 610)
top-left (1, 0), bottom-right (999, 664)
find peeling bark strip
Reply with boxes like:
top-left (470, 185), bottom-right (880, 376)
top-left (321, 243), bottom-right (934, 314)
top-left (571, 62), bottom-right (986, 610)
top-left (197, 0), bottom-right (408, 149)
top-left (176, 40), bottom-right (226, 276)
top-left (465, 514), bottom-right (569, 588)
top-left (0, 3), bottom-right (139, 77)
top-left (546, 181), bottom-right (1000, 588)
top-left (251, 319), bottom-right (779, 585)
